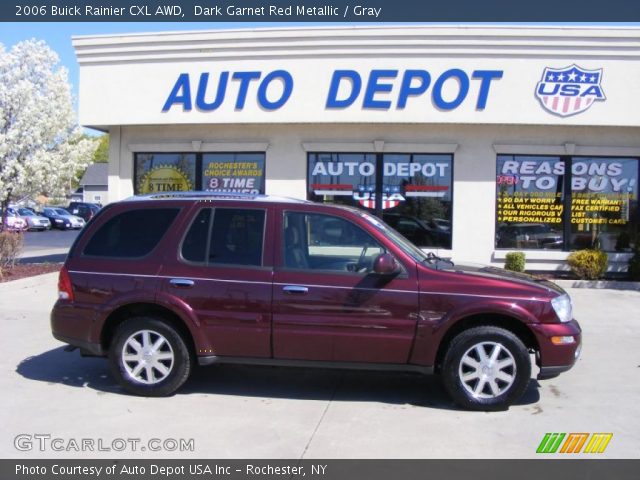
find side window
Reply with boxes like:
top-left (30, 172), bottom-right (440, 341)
top-left (181, 209), bottom-right (212, 263)
top-left (284, 212), bottom-right (384, 273)
top-left (83, 208), bottom-right (179, 258)
top-left (209, 209), bottom-right (265, 267)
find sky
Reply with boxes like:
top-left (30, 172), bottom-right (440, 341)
top-left (0, 22), bottom-right (316, 122)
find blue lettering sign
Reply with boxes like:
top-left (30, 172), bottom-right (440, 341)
top-left (257, 70), bottom-right (294, 110)
top-left (164, 68), bottom-right (504, 113)
top-left (196, 72), bottom-right (228, 111)
top-left (581, 85), bottom-right (604, 98)
top-left (472, 70), bottom-right (503, 109)
top-left (363, 70), bottom-right (398, 109)
top-left (397, 70), bottom-right (431, 109)
top-left (432, 69), bottom-right (469, 110)
top-left (232, 72), bottom-right (261, 110)
top-left (162, 73), bottom-right (192, 111)
top-left (326, 70), bottom-right (362, 108)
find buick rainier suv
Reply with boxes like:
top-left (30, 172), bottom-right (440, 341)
top-left (51, 192), bottom-right (581, 410)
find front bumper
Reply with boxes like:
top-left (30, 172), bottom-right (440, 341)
top-left (530, 319), bottom-right (582, 380)
top-left (52, 220), bottom-right (70, 229)
top-left (538, 364), bottom-right (576, 380)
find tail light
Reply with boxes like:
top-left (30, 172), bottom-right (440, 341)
top-left (58, 266), bottom-right (74, 301)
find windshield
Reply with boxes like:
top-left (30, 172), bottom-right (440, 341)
top-left (18, 209), bottom-right (34, 216)
top-left (54, 208), bottom-right (69, 215)
top-left (357, 210), bottom-right (430, 263)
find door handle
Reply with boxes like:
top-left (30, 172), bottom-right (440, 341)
top-left (283, 285), bottom-right (309, 294)
top-left (169, 278), bottom-right (194, 288)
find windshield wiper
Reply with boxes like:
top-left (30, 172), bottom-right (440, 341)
top-left (424, 252), bottom-right (455, 268)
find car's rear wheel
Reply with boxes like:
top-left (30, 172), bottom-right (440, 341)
top-left (441, 326), bottom-right (531, 411)
top-left (108, 317), bottom-right (192, 397)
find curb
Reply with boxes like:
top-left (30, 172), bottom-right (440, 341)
top-left (553, 279), bottom-right (640, 292)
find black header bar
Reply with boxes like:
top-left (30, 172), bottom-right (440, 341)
top-left (2, 0), bottom-right (640, 22)
top-left (2, 460), bottom-right (640, 480)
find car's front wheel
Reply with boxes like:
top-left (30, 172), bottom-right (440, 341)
top-left (109, 317), bottom-right (192, 397)
top-left (441, 326), bottom-right (531, 411)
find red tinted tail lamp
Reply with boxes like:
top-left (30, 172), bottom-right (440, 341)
top-left (58, 266), bottom-right (74, 302)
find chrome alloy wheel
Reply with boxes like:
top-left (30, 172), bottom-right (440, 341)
top-left (121, 330), bottom-right (175, 385)
top-left (458, 341), bottom-right (517, 399)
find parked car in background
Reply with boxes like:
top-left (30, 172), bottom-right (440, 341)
top-left (496, 223), bottom-right (563, 249)
top-left (1, 209), bottom-right (28, 232)
top-left (52, 192), bottom-right (581, 410)
top-left (383, 213), bottom-right (450, 249)
top-left (67, 202), bottom-right (101, 222)
top-left (41, 207), bottom-right (85, 230)
top-left (432, 218), bottom-right (451, 233)
top-left (12, 207), bottom-right (51, 231)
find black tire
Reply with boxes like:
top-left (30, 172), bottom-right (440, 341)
top-left (108, 316), bottom-right (193, 397)
top-left (441, 326), bottom-right (531, 411)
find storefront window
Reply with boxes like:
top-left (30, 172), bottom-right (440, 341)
top-left (496, 155), bottom-right (639, 252)
top-left (307, 153), bottom-right (377, 209)
top-left (134, 153), bottom-right (197, 194)
top-left (134, 152), bottom-right (265, 195)
top-left (202, 153), bottom-right (265, 194)
top-left (570, 157), bottom-right (638, 252)
top-left (308, 153), bottom-right (453, 249)
top-left (496, 155), bottom-right (565, 250)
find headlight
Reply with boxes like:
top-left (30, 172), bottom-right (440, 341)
top-left (54, 219), bottom-right (62, 223)
top-left (551, 294), bottom-right (573, 323)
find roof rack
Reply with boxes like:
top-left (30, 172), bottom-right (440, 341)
top-left (123, 191), bottom-right (312, 204)
top-left (126, 191), bottom-right (261, 201)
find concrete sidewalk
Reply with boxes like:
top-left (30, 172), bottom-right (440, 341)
top-left (1, 273), bottom-right (639, 459)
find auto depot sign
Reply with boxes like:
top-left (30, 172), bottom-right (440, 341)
top-left (150, 62), bottom-right (622, 125)
top-left (162, 68), bottom-right (504, 112)
top-left (77, 55), bottom-right (637, 127)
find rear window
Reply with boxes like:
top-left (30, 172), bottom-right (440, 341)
top-left (83, 208), bottom-right (179, 258)
top-left (181, 209), bottom-right (212, 263)
top-left (180, 208), bottom-right (265, 267)
top-left (209, 209), bottom-right (265, 266)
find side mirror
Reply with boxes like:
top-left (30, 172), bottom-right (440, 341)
top-left (373, 253), bottom-right (400, 275)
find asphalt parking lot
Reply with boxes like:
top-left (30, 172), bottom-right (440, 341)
top-left (0, 273), bottom-right (638, 459)
top-left (19, 229), bottom-right (79, 263)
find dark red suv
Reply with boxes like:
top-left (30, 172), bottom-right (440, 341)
top-left (51, 193), bottom-right (581, 410)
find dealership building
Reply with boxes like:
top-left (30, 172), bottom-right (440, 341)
top-left (74, 25), bottom-right (640, 272)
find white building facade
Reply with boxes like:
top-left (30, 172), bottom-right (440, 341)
top-left (74, 26), bottom-right (640, 272)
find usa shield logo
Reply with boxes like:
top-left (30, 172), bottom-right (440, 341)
top-left (535, 65), bottom-right (606, 117)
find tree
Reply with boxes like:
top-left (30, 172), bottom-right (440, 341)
top-left (0, 39), bottom-right (97, 229)
top-left (93, 134), bottom-right (109, 163)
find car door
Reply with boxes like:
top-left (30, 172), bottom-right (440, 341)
top-left (159, 205), bottom-right (273, 357)
top-left (272, 207), bottom-right (420, 364)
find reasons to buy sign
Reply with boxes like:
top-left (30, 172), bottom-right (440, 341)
top-left (497, 158), bottom-right (637, 226)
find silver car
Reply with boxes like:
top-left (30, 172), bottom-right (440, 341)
top-left (13, 207), bottom-right (51, 231)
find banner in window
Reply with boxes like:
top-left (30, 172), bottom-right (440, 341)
top-left (496, 155), bottom-right (638, 251)
top-left (135, 153), bottom-right (196, 194)
top-left (202, 153), bottom-right (265, 194)
top-left (570, 158), bottom-right (637, 251)
top-left (308, 153), bottom-right (453, 249)
top-left (309, 154), bottom-right (451, 209)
